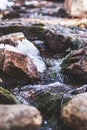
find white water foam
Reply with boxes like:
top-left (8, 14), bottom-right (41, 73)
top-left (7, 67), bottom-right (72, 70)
top-left (0, 38), bottom-right (46, 73)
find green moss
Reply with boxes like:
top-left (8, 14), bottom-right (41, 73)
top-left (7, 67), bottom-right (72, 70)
top-left (61, 51), bottom-right (74, 72)
top-left (0, 25), bottom-right (46, 40)
top-left (34, 91), bottom-right (62, 118)
top-left (0, 87), bottom-right (19, 104)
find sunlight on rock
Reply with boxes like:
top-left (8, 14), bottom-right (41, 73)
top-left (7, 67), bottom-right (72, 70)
top-left (0, 37), bottom-right (46, 73)
top-left (64, 0), bottom-right (87, 17)
top-left (16, 39), bottom-right (46, 73)
top-left (17, 39), bottom-right (39, 56)
top-left (25, 1), bottom-right (39, 6)
top-left (0, 44), bottom-right (20, 53)
top-left (0, 0), bottom-right (14, 10)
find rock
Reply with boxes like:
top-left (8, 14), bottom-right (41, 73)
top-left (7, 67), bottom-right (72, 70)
top-left (0, 32), bottom-right (46, 73)
top-left (13, 83), bottom-right (87, 130)
top-left (0, 32), bottom-right (25, 46)
top-left (13, 0), bottom-right (25, 5)
top-left (34, 91), bottom-right (62, 118)
top-left (0, 19), bottom-right (87, 53)
top-left (61, 92), bottom-right (87, 130)
top-left (0, 0), bottom-right (14, 10)
top-left (13, 82), bottom-right (71, 116)
top-left (45, 24), bottom-right (87, 53)
top-left (0, 104), bottom-right (42, 130)
top-left (45, 28), bottom-right (71, 53)
top-left (0, 87), bottom-right (18, 104)
top-left (0, 49), bottom-right (4, 70)
top-left (64, 0), bottom-right (87, 17)
top-left (4, 50), bottom-right (38, 79)
top-left (0, 49), bottom-right (38, 81)
top-left (62, 47), bottom-right (87, 83)
top-left (0, 19), bottom-right (46, 40)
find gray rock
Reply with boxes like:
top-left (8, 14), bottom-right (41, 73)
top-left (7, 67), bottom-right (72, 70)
top-left (61, 92), bottom-right (87, 130)
top-left (0, 104), bottom-right (42, 130)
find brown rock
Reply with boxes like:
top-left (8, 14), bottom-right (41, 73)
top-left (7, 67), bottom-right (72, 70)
top-left (0, 49), bottom-right (38, 80)
top-left (62, 47), bottom-right (87, 82)
top-left (0, 49), bottom-right (4, 70)
top-left (0, 104), bottom-right (42, 130)
top-left (45, 28), bottom-right (70, 53)
top-left (61, 92), bottom-right (87, 130)
top-left (0, 32), bottom-right (25, 46)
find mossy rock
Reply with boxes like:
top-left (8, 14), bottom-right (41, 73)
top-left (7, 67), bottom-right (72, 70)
top-left (0, 25), bottom-right (46, 40)
top-left (61, 51), bottom-right (74, 73)
top-left (34, 91), bottom-right (62, 118)
top-left (0, 87), bottom-right (19, 104)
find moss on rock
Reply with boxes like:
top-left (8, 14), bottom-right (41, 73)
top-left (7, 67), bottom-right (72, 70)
top-left (0, 87), bottom-right (19, 104)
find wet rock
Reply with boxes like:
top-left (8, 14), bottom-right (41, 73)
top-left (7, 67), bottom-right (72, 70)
top-left (61, 92), bottom-right (87, 130)
top-left (0, 49), bottom-right (38, 81)
top-left (0, 32), bottom-right (46, 73)
top-left (4, 50), bottom-right (38, 79)
top-left (62, 47), bottom-right (87, 83)
top-left (0, 87), bottom-right (18, 104)
top-left (46, 28), bottom-right (70, 53)
top-left (0, 104), bottom-right (42, 130)
top-left (13, 82), bottom-right (71, 114)
top-left (0, 19), bottom-right (87, 52)
top-left (34, 91), bottom-right (62, 118)
top-left (0, 19), bottom-right (46, 40)
top-left (13, 83), bottom-right (87, 130)
top-left (64, 0), bottom-right (87, 17)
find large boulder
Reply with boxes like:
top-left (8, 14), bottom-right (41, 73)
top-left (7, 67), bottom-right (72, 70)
top-left (64, 0), bottom-right (87, 17)
top-left (62, 47), bottom-right (87, 83)
top-left (61, 92), bottom-right (87, 130)
top-left (0, 104), bottom-right (42, 130)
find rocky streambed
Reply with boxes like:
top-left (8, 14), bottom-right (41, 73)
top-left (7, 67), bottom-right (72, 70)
top-left (0, 0), bottom-right (87, 130)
